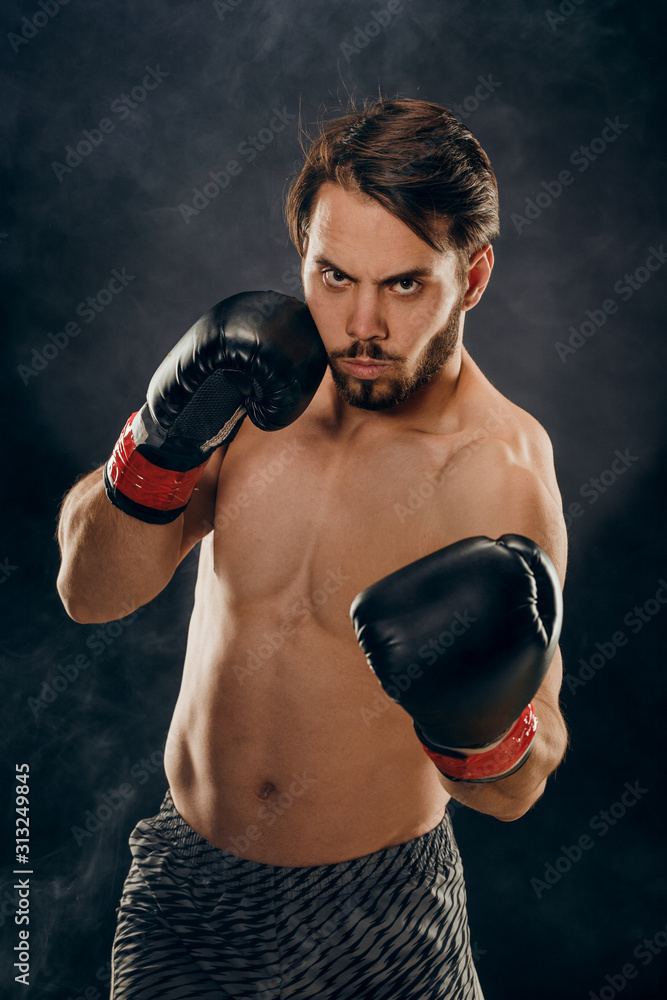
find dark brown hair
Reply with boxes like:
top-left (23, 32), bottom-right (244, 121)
top-left (285, 97), bottom-right (500, 267)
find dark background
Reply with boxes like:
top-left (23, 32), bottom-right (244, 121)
top-left (2, 0), bottom-right (666, 997)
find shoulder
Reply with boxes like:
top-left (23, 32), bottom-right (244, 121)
top-left (429, 380), bottom-right (567, 582)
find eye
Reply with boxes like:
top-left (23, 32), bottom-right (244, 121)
top-left (391, 277), bottom-right (421, 296)
top-left (322, 269), bottom-right (351, 288)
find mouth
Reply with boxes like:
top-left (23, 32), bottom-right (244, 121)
top-left (339, 359), bottom-right (392, 380)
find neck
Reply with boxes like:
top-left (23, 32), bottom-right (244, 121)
top-left (321, 344), bottom-right (467, 437)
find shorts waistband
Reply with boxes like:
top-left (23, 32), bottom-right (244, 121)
top-left (136, 788), bottom-right (458, 900)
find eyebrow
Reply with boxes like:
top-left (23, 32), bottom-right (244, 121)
top-left (313, 255), bottom-right (435, 285)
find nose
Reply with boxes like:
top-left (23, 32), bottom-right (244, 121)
top-left (345, 287), bottom-right (387, 342)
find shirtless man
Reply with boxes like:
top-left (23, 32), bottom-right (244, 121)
top-left (56, 98), bottom-right (568, 999)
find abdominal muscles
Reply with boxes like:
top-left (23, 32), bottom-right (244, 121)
top-left (163, 539), bottom-right (448, 865)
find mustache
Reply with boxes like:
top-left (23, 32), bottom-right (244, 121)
top-left (328, 341), bottom-right (405, 362)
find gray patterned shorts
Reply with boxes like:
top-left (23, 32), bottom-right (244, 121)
top-left (111, 789), bottom-right (484, 999)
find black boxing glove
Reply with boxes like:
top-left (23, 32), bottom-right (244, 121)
top-left (350, 535), bottom-right (563, 782)
top-left (104, 291), bottom-right (327, 524)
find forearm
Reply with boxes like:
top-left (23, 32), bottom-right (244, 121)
top-left (56, 466), bottom-right (184, 623)
top-left (435, 695), bottom-right (569, 822)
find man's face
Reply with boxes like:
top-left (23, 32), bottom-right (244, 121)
top-left (301, 182), bottom-right (468, 411)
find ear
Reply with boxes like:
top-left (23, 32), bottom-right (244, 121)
top-left (461, 244), bottom-right (494, 312)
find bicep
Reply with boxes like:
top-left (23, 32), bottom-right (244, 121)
top-left (177, 446), bottom-right (226, 562)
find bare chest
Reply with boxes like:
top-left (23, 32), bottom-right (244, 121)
top-left (208, 417), bottom-right (458, 638)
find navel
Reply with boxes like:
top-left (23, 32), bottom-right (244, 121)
top-left (257, 781), bottom-right (276, 800)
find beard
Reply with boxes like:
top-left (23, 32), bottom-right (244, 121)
top-left (327, 299), bottom-right (463, 411)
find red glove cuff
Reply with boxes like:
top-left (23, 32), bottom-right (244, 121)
top-left (106, 412), bottom-right (209, 513)
top-left (421, 703), bottom-right (538, 783)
